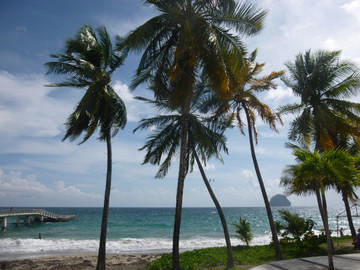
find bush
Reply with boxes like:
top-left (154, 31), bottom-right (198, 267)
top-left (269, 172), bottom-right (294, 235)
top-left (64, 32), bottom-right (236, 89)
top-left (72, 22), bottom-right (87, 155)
top-left (229, 216), bottom-right (253, 246)
top-left (275, 209), bottom-right (315, 241)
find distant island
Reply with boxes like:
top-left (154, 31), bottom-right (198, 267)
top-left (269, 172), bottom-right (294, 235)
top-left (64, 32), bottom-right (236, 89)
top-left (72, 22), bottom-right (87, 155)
top-left (270, 194), bottom-right (291, 207)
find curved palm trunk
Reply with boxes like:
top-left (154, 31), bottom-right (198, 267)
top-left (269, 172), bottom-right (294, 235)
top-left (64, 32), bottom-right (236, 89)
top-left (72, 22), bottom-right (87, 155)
top-left (242, 104), bottom-right (283, 260)
top-left (96, 132), bottom-right (112, 270)
top-left (342, 189), bottom-right (356, 238)
top-left (193, 148), bottom-right (234, 268)
top-left (315, 184), bottom-right (334, 270)
top-left (173, 77), bottom-right (194, 270)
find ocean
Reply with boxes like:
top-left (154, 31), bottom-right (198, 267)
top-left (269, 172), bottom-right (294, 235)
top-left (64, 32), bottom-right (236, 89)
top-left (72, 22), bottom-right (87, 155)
top-left (0, 207), bottom-right (357, 259)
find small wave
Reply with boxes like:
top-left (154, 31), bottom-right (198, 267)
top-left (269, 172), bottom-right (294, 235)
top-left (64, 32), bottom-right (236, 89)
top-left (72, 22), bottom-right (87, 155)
top-left (0, 235), bottom-right (273, 258)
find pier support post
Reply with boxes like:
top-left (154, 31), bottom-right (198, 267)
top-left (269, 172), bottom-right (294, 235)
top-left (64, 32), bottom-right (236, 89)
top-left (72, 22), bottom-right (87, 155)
top-left (1, 218), bottom-right (6, 231)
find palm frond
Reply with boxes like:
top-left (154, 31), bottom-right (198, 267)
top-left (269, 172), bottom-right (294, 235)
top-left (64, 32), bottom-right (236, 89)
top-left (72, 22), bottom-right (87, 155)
top-left (45, 25), bottom-right (127, 144)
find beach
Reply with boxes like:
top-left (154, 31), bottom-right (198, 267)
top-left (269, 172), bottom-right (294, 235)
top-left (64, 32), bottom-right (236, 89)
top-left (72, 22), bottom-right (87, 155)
top-left (0, 206), bottom-right (355, 269)
top-left (0, 253), bottom-right (163, 270)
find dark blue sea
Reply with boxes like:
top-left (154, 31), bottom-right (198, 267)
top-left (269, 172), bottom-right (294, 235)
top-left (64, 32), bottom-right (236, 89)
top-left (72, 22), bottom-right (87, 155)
top-left (0, 207), bottom-right (356, 259)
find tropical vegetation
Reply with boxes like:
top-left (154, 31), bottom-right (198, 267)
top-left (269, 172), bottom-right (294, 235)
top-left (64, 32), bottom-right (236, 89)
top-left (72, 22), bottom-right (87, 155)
top-left (213, 49), bottom-right (285, 260)
top-left (275, 209), bottom-right (315, 241)
top-left (43, 1), bottom-right (360, 269)
top-left (134, 81), bottom-right (234, 268)
top-left (278, 49), bottom-right (360, 270)
top-left (230, 216), bottom-right (253, 246)
top-left (146, 235), bottom-right (354, 270)
top-left (281, 148), bottom-right (360, 270)
top-left (279, 50), bottom-right (360, 152)
top-left (45, 25), bottom-right (127, 270)
top-left (118, 1), bottom-right (267, 268)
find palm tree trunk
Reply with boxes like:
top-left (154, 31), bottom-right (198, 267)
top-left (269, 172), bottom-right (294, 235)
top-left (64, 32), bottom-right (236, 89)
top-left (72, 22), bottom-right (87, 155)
top-left (172, 77), bottom-right (194, 270)
top-left (242, 104), bottom-right (283, 260)
top-left (96, 132), bottom-right (112, 270)
top-left (315, 188), bottom-right (326, 224)
top-left (193, 147), bottom-right (234, 268)
top-left (318, 185), bottom-right (334, 270)
top-left (342, 189), bottom-right (356, 238)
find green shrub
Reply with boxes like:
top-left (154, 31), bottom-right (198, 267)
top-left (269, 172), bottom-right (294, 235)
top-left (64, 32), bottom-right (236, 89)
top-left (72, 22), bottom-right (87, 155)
top-left (145, 235), bottom-right (335, 269)
top-left (229, 216), bottom-right (253, 246)
top-left (275, 209), bottom-right (315, 241)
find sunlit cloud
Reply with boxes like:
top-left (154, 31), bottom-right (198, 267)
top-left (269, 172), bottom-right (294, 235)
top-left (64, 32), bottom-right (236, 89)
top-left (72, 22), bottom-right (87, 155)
top-left (113, 80), bottom-right (153, 122)
top-left (342, 1), bottom-right (360, 23)
top-left (0, 70), bottom-right (70, 139)
top-left (0, 169), bottom-right (102, 206)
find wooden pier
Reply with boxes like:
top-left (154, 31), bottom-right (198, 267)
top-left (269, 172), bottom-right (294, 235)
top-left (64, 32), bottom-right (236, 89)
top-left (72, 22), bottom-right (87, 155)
top-left (0, 209), bottom-right (75, 230)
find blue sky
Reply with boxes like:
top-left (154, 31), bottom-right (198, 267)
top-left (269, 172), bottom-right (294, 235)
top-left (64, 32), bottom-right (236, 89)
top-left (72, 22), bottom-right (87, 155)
top-left (1, 0), bottom-right (360, 208)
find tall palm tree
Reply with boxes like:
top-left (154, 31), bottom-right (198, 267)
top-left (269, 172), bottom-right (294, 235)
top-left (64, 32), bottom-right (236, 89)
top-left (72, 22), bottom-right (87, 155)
top-left (118, 1), bottom-right (267, 268)
top-left (215, 50), bottom-right (284, 260)
top-left (278, 49), bottom-right (360, 239)
top-left (278, 49), bottom-right (360, 150)
top-left (45, 25), bottom-right (127, 270)
top-left (330, 135), bottom-right (360, 238)
top-left (281, 148), bottom-right (360, 270)
top-left (134, 84), bottom-right (235, 268)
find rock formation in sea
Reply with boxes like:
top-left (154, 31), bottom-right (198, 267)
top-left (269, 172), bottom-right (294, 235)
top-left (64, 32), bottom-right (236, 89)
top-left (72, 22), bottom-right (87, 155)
top-left (270, 194), bottom-right (291, 207)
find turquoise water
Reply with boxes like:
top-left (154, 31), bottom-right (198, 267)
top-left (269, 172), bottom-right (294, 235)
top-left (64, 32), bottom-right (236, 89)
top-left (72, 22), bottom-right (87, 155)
top-left (0, 207), bottom-right (357, 258)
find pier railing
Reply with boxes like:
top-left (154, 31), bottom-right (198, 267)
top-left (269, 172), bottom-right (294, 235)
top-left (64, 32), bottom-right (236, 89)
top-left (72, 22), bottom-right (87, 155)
top-left (0, 209), bottom-right (59, 219)
top-left (0, 209), bottom-right (75, 229)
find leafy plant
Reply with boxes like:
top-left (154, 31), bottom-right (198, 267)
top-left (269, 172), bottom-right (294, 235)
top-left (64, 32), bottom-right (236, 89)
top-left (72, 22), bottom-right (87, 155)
top-left (275, 209), bottom-right (315, 241)
top-left (230, 216), bottom-right (253, 246)
top-left (146, 240), bottom-right (337, 270)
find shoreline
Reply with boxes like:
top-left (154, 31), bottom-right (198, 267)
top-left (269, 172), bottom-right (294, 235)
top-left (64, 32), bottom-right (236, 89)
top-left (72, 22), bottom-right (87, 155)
top-left (0, 252), bottom-right (164, 270)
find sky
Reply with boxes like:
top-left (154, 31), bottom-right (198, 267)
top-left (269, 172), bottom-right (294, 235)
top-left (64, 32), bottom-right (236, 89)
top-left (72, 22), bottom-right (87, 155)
top-left (1, 0), bottom-right (360, 208)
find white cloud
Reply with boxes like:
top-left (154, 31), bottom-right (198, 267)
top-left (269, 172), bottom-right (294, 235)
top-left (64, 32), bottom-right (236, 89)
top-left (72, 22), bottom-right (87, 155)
top-left (263, 85), bottom-right (298, 107)
top-left (113, 81), bottom-right (134, 102)
top-left (342, 1), bottom-right (360, 23)
top-left (0, 169), bottom-right (102, 206)
top-left (0, 70), bottom-right (71, 139)
top-left (251, 0), bottom-right (360, 72)
top-left (0, 169), bottom-right (49, 194)
top-left (241, 169), bottom-right (258, 187)
top-left (54, 180), bottom-right (101, 199)
top-left (113, 80), bottom-right (153, 122)
top-left (323, 38), bottom-right (341, 51)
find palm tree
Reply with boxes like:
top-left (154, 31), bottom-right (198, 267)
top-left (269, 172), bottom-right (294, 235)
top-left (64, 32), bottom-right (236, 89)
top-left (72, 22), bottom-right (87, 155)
top-left (229, 217), bottom-right (253, 246)
top-left (215, 50), bottom-right (284, 260)
top-left (279, 49), bottom-right (360, 150)
top-left (331, 136), bottom-right (360, 238)
top-left (281, 148), bottom-right (360, 270)
top-left (44, 25), bottom-right (127, 270)
top-left (278, 49), bottom-right (360, 239)
top-left (118, 1), bottom-right (267, 268)
top-left (335, 178), bottom-right (360, 238)
top-left (134, 84), bottom-right (235, 268)
top-left (274, 209), bottom-right (315, 241)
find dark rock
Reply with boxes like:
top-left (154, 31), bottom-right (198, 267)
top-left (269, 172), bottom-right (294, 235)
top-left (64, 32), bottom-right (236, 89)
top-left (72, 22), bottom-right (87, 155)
top-left (270, 194), bottom-right (291, 206)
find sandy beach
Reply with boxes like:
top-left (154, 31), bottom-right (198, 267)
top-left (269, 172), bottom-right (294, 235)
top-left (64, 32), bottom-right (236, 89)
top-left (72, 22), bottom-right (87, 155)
top-left (0, 253), bottom-right (163, 270)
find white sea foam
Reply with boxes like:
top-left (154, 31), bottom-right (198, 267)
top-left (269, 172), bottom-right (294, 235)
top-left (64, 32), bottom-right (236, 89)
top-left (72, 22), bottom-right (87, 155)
top-left (0, 235), bottom-right (272, 259)
top-left (0, 230), bottom-right (343, 259)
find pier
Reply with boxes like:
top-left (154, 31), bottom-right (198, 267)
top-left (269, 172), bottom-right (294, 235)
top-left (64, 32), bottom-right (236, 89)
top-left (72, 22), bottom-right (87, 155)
top-left (0, 209), bottom-right (75, 230)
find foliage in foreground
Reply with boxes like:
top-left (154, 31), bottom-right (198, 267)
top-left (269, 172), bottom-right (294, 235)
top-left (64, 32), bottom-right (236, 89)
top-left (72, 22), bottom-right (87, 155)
top-left (146, 246), bottom-right (275, 270)
top-left (146, 236), bottom-right (355, 270)
top-left (275, 209), bottom-right (315, 241)
top-left (230, 217), bottom-right (253, 246)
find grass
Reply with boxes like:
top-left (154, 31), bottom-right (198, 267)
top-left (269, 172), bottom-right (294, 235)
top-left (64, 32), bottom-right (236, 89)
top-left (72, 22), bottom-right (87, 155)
top-left (146, 236), bottom-right (358, 270)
